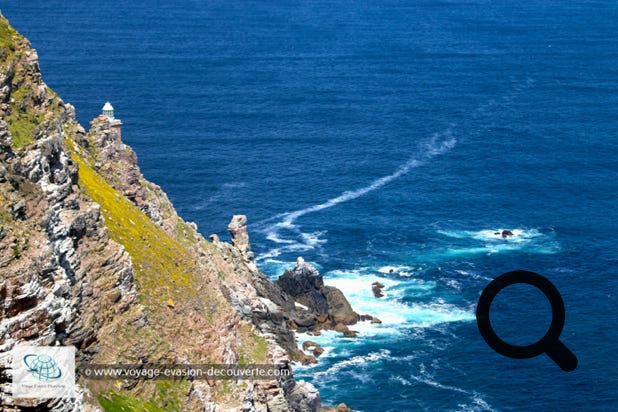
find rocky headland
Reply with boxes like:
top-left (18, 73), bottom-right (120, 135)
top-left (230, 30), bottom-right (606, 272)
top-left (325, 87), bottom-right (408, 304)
top-left (0, 13), bottom-right (361, 412)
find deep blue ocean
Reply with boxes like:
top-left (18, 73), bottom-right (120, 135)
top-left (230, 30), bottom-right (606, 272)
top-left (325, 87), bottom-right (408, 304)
top-left (2, 1), bottom-right (617, 410)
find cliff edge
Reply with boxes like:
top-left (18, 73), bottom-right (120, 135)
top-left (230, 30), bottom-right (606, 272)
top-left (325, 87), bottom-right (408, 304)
top-left (0, 13), bottom-right (356, 412)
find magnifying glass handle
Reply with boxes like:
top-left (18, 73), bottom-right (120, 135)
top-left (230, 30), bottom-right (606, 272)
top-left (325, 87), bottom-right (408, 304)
top-left (546, 340), bottom-right (578, 372)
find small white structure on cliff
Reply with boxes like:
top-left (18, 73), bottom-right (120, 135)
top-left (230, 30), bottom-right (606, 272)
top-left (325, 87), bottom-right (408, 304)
top-left (101, 101), bottom-right (122, 139)
top-left (102, 101), bottom-right (115, 119)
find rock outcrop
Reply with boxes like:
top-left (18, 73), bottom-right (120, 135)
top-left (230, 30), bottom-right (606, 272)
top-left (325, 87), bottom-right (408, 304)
top-left (228, 214), bottom-right (257, 269)
top-left (372, 282), bottom-right (385, 298)
top-left (302, 341), bottom-right (325, 358)
top-left (276, 257), bottom-right (378, 338)
top-left (494, 229), bottom-right (514, 238)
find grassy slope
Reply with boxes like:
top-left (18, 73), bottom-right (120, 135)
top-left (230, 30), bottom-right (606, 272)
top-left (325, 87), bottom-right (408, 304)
top-left (66, 131), bottom-right (268, 410)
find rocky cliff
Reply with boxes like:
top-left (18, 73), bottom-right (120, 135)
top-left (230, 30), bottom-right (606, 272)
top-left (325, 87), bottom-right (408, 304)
top-left (0, 13), bottom-right (355, 412)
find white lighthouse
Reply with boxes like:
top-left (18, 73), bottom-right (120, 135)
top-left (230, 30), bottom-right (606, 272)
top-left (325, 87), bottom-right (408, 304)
top-left (102, 102), bottom-right (115, 119)
top-left (101, 101), bottom-right (123, 140)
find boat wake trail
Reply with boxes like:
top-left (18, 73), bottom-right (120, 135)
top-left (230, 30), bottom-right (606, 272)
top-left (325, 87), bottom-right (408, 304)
top-left (256, 130), bottom-right (456, 258)
top-left (282, 131), bottom-right (455, 226)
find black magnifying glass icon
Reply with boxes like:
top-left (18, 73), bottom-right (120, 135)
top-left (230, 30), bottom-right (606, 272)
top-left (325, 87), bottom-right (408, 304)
top-left (476, 270), bottom-right (578, 372)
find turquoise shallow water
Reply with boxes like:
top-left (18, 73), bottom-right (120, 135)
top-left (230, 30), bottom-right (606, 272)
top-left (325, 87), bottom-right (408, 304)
top-left (2, 1), bottom-right (617, 410)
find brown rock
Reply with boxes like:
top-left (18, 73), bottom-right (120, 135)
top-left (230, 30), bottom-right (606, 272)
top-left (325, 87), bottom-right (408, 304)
top-left (302, 340), bottom-right (325, 358)
top-left (313, 346), bottom-right (324, 357)
top-left (298, 353), bottom-right (317, 365)
top-left (322, 286), bottom-right (359, 325)
top-left (343, 330), bottom-right (358, 338)
top-left (228, 215), bottom-right (253, 259)
top-left (333, 323), bottom-right (349, 333)
top-left (371, 281), bottom-right (385, 298)
top-left (294, 314), bottom-right (317, 327)
top-left (277, 257), bottom-right (362, 329)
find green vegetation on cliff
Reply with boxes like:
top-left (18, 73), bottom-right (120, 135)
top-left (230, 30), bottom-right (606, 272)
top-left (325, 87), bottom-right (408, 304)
top-left (65, 134), bottom-right (203, 410)
top-left (0, 16), bottom-right (17, 52)
top-left (5, 110), bottom-right (41, 148)
top-left (68, 138), bottom-right (202, 301)
top-left (97, 381), bottom-right (191, 412)
top-left (65, 128), bottom-right (262, 410)
top-left (1, 14), bottom-right (65, 148)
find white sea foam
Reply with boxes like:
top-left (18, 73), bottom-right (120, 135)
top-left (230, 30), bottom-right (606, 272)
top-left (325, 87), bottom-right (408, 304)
top-left (377, 265), bottom-right (415, 277)
top-left (221, 181), bottom-right (247, 189)
top-left (323, 270), bottom-right (474, 334)
top-left (443, 278), bottom-right (462, 291)
top-left (311, 349), bottom-right (393, 378)
top-left (437, 228), bottom-right (541, 242)
top-left (389, 374), bottom-right (413, 386)
top-left (434, 227), bottom-right (559, 258)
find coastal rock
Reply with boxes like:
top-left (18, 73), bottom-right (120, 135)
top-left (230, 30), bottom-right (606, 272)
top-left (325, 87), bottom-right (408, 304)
top-left (302, 341), bottom-right (325, 357)
top-left (228, 214), bottom-right (256, 267)
top-left (321, 286), bottom-right (359, 325)
top-left (371, 281), bottom-right (385, 298)
top-left (0, 21), bottom-right (139, 410)
top-left (286, 380), bottom-right (321, 412)
top-left (277, 258), bottom-right (327, 314)
top-left (276, 257), bottom-right (360, 330)
top-left (333, 404), bottom-right (355, 412)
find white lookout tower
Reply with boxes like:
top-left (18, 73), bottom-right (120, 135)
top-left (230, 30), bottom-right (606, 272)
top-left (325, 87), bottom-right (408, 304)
top-left (102, 101), bottom-right (115, 119)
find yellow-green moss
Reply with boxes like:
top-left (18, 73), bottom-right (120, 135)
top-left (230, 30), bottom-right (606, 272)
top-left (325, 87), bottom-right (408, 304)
top-left (6, 110), bottom-right (41, 148)
top-left (0, 16), bottom-right (17, 52)
top-left (252, 334), bottom-right (268, 363)
top-left (238, 324), bottom-right (269, 364)
top-left (98, 381), bottom-right (190, 412)
top-left (67, 144), bottom-right (198, 407)
top-left (67, 139), bottom-right (203, 302)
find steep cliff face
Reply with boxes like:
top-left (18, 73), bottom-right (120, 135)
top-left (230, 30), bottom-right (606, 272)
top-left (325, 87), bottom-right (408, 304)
top-left (0, 13), bottom-right (342, 411)
top-left (0, 16), bottom-right (140, 410)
